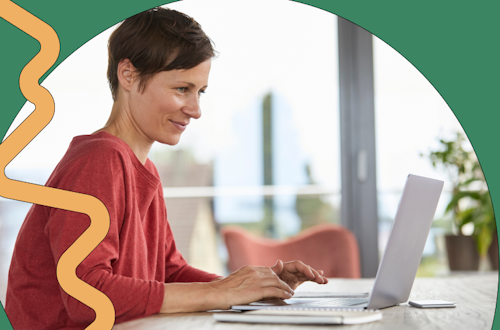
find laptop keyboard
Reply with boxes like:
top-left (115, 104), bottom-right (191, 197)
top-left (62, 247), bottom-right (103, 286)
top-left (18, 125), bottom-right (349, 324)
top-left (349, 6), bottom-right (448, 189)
top-left (304, 298), bottom-right (370, 307)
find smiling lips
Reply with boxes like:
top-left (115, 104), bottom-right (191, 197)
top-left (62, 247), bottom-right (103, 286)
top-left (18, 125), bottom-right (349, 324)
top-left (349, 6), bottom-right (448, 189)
top-left (170, 120), bottom-right (188, 131)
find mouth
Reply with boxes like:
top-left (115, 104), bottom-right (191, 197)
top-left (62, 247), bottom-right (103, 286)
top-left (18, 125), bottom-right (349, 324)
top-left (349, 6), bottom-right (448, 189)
top-left (170, 120), bottom-right (188, 131)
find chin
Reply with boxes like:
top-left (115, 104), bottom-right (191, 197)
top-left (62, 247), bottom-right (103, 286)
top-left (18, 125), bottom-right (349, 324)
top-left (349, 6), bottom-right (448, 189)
top-left (157, 135), bottom-right (181, 146)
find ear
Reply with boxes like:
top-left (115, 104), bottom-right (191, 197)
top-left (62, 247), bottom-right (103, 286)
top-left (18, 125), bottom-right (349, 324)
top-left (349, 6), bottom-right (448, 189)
top-left (116, 59), bottom-right (137, 94)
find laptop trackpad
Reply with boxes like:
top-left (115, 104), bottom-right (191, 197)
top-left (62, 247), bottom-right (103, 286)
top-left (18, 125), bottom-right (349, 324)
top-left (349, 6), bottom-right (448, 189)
top-left (249, 298), bottom-right (323, 306)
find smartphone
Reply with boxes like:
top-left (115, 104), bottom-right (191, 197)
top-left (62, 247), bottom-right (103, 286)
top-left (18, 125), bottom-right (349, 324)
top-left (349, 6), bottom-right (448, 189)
top-left (409, 300), bottom-right (456, 308)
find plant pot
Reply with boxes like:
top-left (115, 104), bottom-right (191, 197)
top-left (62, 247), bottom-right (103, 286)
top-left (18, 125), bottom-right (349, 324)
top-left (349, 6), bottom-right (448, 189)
top-left (488, 231), bottom-right (499, 270)
top-left (445, 235), bottom-right (479, 271)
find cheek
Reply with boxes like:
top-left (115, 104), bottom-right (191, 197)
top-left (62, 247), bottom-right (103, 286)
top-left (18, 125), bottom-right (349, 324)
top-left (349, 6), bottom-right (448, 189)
top-left (165, 94), bottom-right (183, 109)
top-left (131, 88), bottom-right (183, 129)
top-left (160, 96), bottom-right (185, 119)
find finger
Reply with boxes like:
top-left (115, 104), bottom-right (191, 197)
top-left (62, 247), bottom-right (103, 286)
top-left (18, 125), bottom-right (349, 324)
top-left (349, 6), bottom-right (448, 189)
top-left (271, 259), bottom-right (284, 276)
top-left (292, 274), bottom-right (320, 283)
top-left (230, 285), bottom-right (292, 306)
top-left (261, 287), bottom-right (294, 300)
top-left (283, 260), bottom-right (316, 280)
top-left (310, 268), bottom-right (325, 284)
top-left (285, 267), bottom-right (328, 284)
top-left (260, 276), bottom-right (294, 295)
top-left (316, 271), bottom-right (329, 284)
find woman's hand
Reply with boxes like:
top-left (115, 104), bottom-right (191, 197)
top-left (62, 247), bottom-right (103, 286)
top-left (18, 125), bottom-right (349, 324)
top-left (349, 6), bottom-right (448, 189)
top-left (271, 259), bottom-right (328, 290)
top-left (160, 261), bottom-right (328, 313)
top-left (208, 265), bottom-right (295, 310)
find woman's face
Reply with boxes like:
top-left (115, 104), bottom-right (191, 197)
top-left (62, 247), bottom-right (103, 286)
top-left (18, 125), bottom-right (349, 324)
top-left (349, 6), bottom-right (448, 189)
top-left (128, 59), bottom-right (211, 146)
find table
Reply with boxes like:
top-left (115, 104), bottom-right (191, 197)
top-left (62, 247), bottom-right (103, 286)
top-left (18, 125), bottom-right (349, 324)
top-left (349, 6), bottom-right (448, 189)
top-left (114, 272), bottom-right (498, 330)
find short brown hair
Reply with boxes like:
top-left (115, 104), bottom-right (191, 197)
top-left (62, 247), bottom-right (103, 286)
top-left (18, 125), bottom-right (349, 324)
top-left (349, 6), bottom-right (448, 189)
top-left (107, 7), bottom-right (216, 100)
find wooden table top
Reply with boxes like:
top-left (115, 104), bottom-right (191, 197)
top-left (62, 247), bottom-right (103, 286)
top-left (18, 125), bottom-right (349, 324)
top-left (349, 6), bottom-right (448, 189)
top-left (113, 272), bottom-right (498, 330)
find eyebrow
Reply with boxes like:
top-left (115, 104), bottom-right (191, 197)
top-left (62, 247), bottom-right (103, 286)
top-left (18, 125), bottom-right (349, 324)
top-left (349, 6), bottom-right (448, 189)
top-left (176, 81), bottom-right (208, 89)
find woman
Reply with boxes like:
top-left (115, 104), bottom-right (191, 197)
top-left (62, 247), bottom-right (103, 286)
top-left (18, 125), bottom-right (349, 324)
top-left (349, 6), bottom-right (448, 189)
top-left (6, 7), bottom-right (328, 329)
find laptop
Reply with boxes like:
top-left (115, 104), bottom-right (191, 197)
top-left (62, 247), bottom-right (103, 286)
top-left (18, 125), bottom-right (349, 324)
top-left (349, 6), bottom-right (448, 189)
top-left (232, 174), bottom-right (444, 310)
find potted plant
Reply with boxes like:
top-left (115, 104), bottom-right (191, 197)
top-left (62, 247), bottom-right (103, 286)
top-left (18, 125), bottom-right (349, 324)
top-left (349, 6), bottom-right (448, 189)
top-left (425, 132), bottom-right (496, 271)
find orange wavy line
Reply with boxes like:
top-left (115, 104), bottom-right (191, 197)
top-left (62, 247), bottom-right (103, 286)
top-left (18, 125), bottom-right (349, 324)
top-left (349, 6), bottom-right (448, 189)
top-left (0, 1), bottom-right (115, 329)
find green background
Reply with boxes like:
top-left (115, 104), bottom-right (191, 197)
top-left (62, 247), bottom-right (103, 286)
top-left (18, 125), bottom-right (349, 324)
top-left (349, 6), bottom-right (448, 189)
top-left (0, 0), bottom-right (498, 329)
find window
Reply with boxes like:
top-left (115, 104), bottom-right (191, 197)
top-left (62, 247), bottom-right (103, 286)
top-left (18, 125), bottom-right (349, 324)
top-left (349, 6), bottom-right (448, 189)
top-left (373, 35), bottom-right (474, 275)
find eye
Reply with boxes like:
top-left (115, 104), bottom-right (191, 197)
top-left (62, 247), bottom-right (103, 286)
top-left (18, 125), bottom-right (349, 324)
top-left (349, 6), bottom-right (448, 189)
top-left (177, 87), bottom-right (188, 94)
top-left (198, 89), bottom-right (206, 96)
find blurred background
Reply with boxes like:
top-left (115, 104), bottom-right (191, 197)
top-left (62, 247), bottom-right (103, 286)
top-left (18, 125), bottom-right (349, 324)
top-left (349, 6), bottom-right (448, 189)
top-left (0, 0), bottom-right (495, 302)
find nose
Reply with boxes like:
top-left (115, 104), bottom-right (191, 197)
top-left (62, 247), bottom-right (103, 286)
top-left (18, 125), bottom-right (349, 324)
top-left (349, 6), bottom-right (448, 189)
top-left (182, 93), bottom-right (202, 119)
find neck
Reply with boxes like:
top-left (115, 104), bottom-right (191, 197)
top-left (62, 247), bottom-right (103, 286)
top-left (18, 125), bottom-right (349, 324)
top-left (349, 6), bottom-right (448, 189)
top-left (95, 98), bottom-right (153, 165)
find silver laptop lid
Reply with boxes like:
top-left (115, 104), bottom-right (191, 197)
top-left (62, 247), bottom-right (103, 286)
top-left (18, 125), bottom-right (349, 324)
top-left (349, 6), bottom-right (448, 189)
top-left (367, 174), bottom-right (444, 309)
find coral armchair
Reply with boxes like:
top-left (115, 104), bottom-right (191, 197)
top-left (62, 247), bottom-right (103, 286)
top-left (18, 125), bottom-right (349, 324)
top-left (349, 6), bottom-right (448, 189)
top-left (221, 224), bottom-right (361, 278)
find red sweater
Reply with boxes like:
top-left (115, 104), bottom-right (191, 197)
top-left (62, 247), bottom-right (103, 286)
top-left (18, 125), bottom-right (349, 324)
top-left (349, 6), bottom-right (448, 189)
top-left (5, 131), bottom-right (219, 329)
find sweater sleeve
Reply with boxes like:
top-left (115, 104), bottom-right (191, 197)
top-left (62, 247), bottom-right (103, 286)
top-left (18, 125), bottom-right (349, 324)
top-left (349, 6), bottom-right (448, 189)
top-left (44, 144), bottom-right (164, 325)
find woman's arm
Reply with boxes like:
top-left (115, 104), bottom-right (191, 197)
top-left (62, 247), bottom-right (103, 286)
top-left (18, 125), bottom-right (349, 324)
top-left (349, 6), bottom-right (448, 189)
top-left (44, 142), bottom-right (165, 323)
top-left (160, 262), bottom-right (328, 313)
